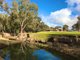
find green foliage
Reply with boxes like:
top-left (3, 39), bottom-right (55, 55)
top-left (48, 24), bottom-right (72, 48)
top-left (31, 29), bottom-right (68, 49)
top-left (0, 0), bottom-right (49, 34)
top-left (0, 0), bottom-right (4, 6)
top-left (63, 25), bottom-right (68, 31)
top-left (72, 16), bottom-right (80, 31)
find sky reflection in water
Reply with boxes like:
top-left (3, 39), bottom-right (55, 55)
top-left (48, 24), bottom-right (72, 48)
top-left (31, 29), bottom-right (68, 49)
top-left (33, 49), bottom-right (61, 60)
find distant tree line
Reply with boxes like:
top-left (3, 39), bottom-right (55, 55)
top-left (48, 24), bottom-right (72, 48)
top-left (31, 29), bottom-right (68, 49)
top-left (50, 16), bottom-right (80, 31)
top-left (49, 16), bottom-right (80, 31)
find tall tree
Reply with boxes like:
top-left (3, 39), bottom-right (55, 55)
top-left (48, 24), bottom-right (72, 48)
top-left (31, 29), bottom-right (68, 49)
top-left (63, 25), bottom-right (68, 31)
top-left (72, 16), bottom-right (80, 31)
top-left (0, 0), bottom-right (49, 34)
top-left (0, 0), bottom-right (38, 39)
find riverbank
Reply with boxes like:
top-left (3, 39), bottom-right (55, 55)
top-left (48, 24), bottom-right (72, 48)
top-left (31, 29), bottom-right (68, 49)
top-left (37, 44), bottom-right (80, 60)
top-left (0, 31), bottom-right (80, 60)
top-left (51, 43), bottom-right (80, 60)
top-left (36, 42), bottom-right (80, 60)
top-left (0, 31), bottom-right (80, 45)
top-left (29, 31), bottom-right (80, 60)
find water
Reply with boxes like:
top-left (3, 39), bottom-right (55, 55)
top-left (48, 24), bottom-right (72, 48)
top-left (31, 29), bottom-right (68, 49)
top-left (3, 49), bottom-right (61, 60)
top-left (4, 51), bottom-right (10, 60)
top-left (33, 49), bottom-right (61, 60)
top-left (0, 44), bottom-right (78, 60)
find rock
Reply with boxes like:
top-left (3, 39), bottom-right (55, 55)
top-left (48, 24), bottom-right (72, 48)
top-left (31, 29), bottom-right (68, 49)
top-left (0, 56), bottom-right (4, 60)
top-left (63, 44), bottom-right (68, 47)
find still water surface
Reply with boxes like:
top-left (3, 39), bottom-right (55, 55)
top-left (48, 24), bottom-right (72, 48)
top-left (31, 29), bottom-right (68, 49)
top-left (0, 44), bottom-right (77, 60)
top-left (4, 49), bottom-right (61, 60)
top-left (33, 49), bottom-right (61, 60)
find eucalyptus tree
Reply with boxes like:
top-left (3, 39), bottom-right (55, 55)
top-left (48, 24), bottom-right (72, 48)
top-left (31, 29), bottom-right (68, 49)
top-left (72, 16), bottom-right (80, 31)
top-left (0, 0), bottom-right (38, 34)
top-left (0, 14), bottom-right (4, 32)
top-left (0, 0), bottom-right (39, 53)
top-left (63, 24), bottom-right (68, 31)
top-left (55, 26), bottom-right (62, 31)
top-left (77, 16), bottom-right (80, 31)
top-left (26, 17), bottom-right (41, 32)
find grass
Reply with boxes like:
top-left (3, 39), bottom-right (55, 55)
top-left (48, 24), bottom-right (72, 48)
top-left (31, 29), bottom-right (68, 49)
top-left (30, 33), bottom-right (50, 42)
top-left (30, 31), bottom-right (80, 41)
top-left (37, 31), bottom-right (80, 35)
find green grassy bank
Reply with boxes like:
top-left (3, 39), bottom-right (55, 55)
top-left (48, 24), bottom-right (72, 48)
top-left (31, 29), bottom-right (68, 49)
top-left (30, 31), bottom-right (80, 41)
top-left (37, 31), bottom-right (80, 35)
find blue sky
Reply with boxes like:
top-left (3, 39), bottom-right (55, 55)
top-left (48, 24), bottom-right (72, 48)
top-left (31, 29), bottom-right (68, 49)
top-left (31, 0), bottom-right (80, 28)
top-left (3, 0), bottom-right (80, 28)
top-left (31, 0), bottom-right (67, 15)
top-left (6, 0), bottom-right (67, 15)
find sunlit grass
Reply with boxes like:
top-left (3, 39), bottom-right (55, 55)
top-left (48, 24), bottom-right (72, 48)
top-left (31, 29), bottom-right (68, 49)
top-left (37, 31), bottom-right (80, 35)
top-left (30, 33), bottom-right (50, 41)
top-left (30, 31), bottom-right (80, 41)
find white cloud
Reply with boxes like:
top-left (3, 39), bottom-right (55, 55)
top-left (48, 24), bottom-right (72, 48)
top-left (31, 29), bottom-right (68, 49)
top-left (40, 15), bottom-right (57, 27)
top-left (66, 0), bottom-right (80, 12)
top-left (40, 8), bottom-right (78, 28)
top-left (50, 9), bottom-right (72, 25)
top-left (66, 0), bottom-right (80, 5)
top-left (40, 0), bottom-right (80, 29)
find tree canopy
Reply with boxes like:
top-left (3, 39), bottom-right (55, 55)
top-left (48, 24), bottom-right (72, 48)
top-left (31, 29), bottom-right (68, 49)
top-left (0, 0), bottom-right (49, 35)
top-left (63, 25), bottom-right (68, 31)
top-left (72, 16), bottom-right (80, 31)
